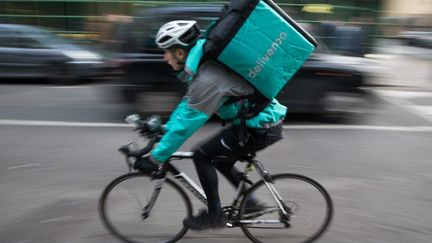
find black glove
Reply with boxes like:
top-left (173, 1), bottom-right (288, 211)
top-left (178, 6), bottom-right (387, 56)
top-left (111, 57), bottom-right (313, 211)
top-left (133, 156), bottom-right (159, 174)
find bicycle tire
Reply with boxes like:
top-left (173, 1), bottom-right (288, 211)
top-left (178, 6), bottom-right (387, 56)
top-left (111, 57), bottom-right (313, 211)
top-left (239, 173), bottom-right (333, 243)
top-left (98, 172), bottom-right (192, 243)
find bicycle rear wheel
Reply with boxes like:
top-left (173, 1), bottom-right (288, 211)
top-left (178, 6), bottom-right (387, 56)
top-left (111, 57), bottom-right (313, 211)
top-left (98, 172), bottom-right (192, 243)
top-left (239, 173), bottom-right (333, 243)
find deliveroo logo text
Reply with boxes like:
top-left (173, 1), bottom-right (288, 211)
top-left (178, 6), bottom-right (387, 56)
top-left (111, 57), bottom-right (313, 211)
top-left (248, 32), bottom-right (287, 79)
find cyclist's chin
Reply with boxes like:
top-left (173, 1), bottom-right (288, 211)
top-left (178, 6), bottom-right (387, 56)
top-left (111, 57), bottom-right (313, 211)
top-left (171, 64), bottom-right (184, 71)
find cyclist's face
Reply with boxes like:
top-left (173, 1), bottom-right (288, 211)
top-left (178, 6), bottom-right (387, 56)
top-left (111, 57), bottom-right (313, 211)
top-left (164, 48), bottom-right (187, 71)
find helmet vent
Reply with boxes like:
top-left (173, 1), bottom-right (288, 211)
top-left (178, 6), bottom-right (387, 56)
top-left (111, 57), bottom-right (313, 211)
top-left (159, 36), bottom-right (171, 43)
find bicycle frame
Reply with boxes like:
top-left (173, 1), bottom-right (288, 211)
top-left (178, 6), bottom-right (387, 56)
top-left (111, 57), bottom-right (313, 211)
top-left (144, 151), bottom-right (291, 227)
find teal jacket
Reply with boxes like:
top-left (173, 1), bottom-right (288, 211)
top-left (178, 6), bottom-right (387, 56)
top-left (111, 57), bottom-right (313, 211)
top-left (151, 40), bottom-right (287, 163)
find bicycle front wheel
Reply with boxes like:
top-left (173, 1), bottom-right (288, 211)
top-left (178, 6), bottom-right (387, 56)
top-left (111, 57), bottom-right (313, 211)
top-left (98, 172), bottom-right (192, 243)
top-left (239, 173), bottom-right (333, 243)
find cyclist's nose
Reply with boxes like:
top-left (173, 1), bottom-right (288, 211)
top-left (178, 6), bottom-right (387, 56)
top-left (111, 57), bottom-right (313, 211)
top-left (163, 51), bottom-right (170, 62)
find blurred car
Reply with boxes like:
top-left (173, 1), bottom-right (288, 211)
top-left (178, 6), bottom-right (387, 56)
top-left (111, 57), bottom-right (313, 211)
top-left (112, 5), bottom-right (371, 119)
top-left (399, 30), bottom-right (432, 49)
top-left (0, 24), bottom-right (119, 84)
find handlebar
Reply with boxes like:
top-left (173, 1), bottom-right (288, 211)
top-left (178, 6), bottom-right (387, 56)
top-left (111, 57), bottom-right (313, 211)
top-left (126, 114), bottom-right (164, 137)
top-left (118, 114), bottom-right (163, 160)
top-left (118, 138), bottom-right (158, 159)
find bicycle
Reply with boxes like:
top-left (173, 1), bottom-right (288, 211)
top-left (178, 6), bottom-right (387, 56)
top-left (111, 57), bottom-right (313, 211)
top-left (98, 114), bottom-right (334, 243)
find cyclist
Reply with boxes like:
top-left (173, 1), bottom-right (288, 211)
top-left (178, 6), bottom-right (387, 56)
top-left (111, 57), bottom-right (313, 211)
top-left (134, 20), bottom-right (287, 230)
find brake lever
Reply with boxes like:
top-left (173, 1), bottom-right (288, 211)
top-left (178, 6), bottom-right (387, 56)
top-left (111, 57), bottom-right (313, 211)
top-left (118, 144), bottom-right (135, 173)
top-left (119, 143), bottom-right (133, 156)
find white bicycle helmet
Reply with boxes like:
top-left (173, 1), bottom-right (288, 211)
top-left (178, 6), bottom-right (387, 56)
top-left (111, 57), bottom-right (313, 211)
top-left (155, 20), bottom-right (201, 49)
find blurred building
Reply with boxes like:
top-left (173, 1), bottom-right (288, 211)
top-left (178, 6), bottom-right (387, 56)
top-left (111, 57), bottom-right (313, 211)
top-left (383, 0), bottom-right (432, 16)
top-left (0, 0), bottom-right (429, 49)
top-left (380, 0), bottom-right (432, 37)
top-left (0, 0), bottom-right (133, 42)
top-left (0, 1), bottom-right (381, 37)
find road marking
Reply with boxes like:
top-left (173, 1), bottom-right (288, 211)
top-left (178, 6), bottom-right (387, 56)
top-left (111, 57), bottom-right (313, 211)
top-left (375, 90), bottom-right (432, 99)
top-left (46, 85), bottom-right (88, 89)
top-left (40, 216), bottom-right (74, 224)
top-left (7, 163), bottom-right (41, 170)
top-left (407, 106), bottom-right (432, 115)
top-left (374, 90), bottom-right (432, 124)
top-left (1, 119), bottom-right (432, 132)
top-left (0, 119), bottom-right (131, 127)
top-left (364, 54), bottom-right (394, 60)
top-left (283, 125), bottom-right (432, 132)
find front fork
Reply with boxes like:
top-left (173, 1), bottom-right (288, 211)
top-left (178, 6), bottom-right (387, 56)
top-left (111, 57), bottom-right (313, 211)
top-left (141, 178), bottom-right (165, 219)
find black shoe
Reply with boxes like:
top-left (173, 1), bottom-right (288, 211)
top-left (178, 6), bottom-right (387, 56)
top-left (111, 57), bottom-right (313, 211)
top-left (244, 199), bottom-right (266, 214)
top-left (183, 209), bottom-right (227, 230)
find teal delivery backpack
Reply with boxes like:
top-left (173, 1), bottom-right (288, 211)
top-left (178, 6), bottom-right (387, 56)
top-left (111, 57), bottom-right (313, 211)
top-left (204, 0), bottom-right (318, 99)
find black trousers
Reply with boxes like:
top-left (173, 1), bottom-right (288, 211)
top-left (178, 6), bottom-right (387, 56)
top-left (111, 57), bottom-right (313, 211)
top-left (192, 123), bottom-right (283, 215)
